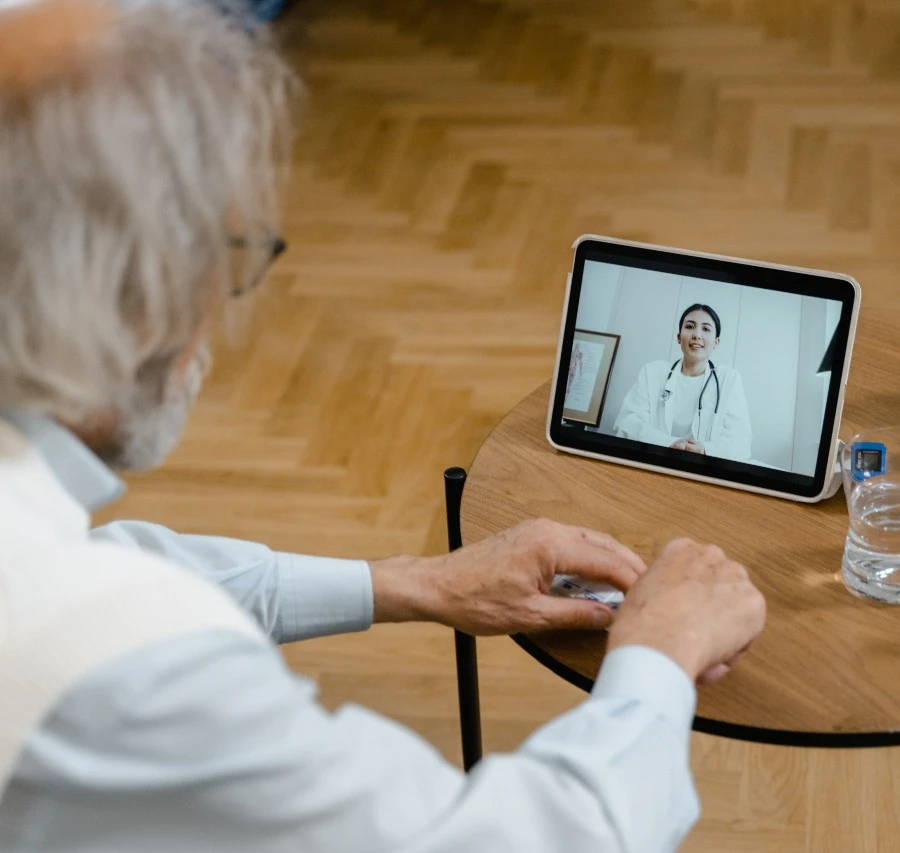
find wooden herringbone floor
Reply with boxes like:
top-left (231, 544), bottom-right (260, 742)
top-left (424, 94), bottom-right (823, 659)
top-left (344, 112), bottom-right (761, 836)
top-left (94, 1), bottom-right (900, 850)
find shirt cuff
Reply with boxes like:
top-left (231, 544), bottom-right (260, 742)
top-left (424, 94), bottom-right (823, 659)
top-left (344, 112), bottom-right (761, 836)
top-left (591, 645), bottom-right (697, 734)
top-left (275, 554), bottom-right (374, 643)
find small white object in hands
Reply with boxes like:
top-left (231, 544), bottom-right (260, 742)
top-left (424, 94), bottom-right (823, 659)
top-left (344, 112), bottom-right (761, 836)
top-left (551, 575), bottom-right (624, 610)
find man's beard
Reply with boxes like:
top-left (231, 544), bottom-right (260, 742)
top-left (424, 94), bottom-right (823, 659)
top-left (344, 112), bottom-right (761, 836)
top-left (94, 344), bottom-right (211, 472)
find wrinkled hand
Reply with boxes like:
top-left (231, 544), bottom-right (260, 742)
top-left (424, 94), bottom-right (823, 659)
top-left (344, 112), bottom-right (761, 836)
top-left (370, 519), bottom-right (646, 636)
top-left (608, 538), bottom-right (766, 683)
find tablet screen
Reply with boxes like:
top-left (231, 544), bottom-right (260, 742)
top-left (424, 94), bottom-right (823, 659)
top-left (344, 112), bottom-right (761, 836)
top-left (549, 238), bottom-right (858, 499)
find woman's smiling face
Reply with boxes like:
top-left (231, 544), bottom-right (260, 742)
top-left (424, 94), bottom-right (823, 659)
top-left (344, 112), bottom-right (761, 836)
top-left (678, 309), bottom-right (719, 364)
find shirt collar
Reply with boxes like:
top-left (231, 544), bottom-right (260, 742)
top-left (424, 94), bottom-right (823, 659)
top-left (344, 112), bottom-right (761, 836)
top-left (0, 408), bottom-right (125, 512)
top-left (676, 359), bottom-right (711, 378)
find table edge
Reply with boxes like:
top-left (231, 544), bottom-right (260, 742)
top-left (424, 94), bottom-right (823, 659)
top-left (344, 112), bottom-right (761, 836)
top-left (511, 634), bottom-right (900, 749)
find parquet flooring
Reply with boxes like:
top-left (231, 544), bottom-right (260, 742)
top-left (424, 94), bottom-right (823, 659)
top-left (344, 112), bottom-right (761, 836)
top-left (94, 1), bottom-right (900, 849)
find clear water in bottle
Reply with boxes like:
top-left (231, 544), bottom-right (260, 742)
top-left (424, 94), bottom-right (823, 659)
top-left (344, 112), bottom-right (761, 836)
top-left (843, 477), bottom-right (900, 602)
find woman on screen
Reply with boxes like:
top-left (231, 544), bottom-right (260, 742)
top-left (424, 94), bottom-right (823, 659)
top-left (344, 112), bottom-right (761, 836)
top-left (613, 304), bottom-right (752, 462)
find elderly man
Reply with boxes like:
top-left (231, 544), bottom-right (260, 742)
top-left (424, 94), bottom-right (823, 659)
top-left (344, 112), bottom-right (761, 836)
top-left (0, 1), bottom-right (766, 851)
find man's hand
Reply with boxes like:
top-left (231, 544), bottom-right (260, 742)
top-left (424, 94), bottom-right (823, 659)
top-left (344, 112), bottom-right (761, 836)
top-left (370, 519), bottom-right (646, 636)
top-left (607, 538), bottom-right (766, 684)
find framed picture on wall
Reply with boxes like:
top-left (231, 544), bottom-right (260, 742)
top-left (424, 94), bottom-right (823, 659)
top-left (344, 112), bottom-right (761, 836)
top-left (563, 330), bottom-right (620, 425)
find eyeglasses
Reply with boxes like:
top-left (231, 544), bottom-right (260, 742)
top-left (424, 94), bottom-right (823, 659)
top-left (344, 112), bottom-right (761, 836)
top-left (228, 233), bottom-right (287, 297)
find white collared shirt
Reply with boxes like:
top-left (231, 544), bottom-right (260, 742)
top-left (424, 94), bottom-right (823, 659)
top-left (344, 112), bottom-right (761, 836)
top-left (0, 413), bottom-right (700, 852)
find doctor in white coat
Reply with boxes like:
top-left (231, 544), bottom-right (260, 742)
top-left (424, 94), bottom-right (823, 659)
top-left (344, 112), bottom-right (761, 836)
top-left (613, 303), bottom-right (752, 462)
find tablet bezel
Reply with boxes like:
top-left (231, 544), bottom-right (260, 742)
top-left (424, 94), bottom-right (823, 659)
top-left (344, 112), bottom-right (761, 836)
top-left (547, 235), bottom-right (861, 502)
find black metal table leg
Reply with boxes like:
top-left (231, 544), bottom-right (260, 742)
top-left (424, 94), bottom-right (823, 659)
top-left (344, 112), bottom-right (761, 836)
top-left (444, 467), bottom-right (483, 772)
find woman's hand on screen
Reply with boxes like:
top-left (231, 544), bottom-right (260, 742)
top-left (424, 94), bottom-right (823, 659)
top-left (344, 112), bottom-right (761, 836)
top-left (671, 439), bottom-right (705, 454)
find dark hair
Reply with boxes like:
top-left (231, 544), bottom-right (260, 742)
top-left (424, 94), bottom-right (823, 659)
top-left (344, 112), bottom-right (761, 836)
top-left (678, 303), bottom-right (721, 338)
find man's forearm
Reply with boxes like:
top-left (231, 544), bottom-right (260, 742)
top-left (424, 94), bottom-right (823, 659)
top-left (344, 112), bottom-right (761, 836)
top-left (370, 555), bottom-right (452, 625)
top-left (24, 633), bottom-right (698, 853)
top-left (91, 521), bottom-right (375, 642)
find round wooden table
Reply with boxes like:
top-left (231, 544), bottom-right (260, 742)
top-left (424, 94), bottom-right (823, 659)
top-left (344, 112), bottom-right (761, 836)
top-left (460, 307), bottom-right (900, 748)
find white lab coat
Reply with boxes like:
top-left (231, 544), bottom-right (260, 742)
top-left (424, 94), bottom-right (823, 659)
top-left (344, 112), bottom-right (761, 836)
top-left (613, 359), bottom-right (752, 462)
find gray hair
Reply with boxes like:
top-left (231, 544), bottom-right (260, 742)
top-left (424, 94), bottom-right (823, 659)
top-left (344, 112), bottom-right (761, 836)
top-left (0, 0), bottom-right (292, 424)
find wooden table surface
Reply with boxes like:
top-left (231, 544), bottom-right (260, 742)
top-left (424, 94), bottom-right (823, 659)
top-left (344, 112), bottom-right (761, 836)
top-left (460, 306), bottom-right (900, 747)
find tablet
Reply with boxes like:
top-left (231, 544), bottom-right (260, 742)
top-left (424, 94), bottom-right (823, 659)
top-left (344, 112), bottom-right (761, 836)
top-left (547, 235), bottom-right (860, 502)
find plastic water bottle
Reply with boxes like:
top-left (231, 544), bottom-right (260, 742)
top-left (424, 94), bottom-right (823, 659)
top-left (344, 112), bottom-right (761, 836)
top-left (842, 477), bottom-right (900, 602)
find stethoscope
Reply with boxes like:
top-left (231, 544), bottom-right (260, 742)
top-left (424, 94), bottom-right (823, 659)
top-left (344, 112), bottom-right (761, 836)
top-left (660, 358), bottom-right (720, 415)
